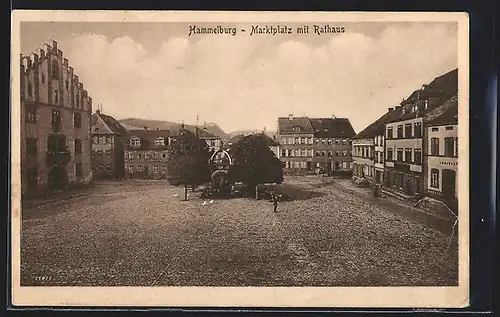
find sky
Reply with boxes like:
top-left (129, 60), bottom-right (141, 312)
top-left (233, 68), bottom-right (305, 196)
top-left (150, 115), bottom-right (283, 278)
top-left (20, 22), bottom-right (458, 134)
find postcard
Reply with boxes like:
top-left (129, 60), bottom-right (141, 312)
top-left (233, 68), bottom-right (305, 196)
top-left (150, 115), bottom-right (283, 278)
top-left (11, 10), bottom-right (469, 308)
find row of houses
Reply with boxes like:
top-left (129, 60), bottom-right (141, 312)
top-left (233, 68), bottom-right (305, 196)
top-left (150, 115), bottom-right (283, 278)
top-left (351, 68), bottom-right (459, 207)
top-left (276, 115), bottom-right (356, 175)
top-left (91, 111), bottom-right (223, 180)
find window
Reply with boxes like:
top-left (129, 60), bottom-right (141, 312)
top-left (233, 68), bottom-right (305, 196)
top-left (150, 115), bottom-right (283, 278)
top-left (54, 89), bottom-right (59, 103)
top-left (75, 163), bottom-right (83, 177)
top-left (26, 106), bottom-right (37, 123)
top-left (137, 165), bottom-right (143, 172)
top-left (51, 60), bottom-right (59, 79)
top-left (342, 139), bottom-right (347, 145)
top-left (292, 126), bottom-right (301, 132)
top-left (342, 150), bottom-right (347, 157)
top-left (397, 125), bottom-right (403, 138)
top-left (321, 139), bottom-right (326, 145)
top-left (93, 136), bottom-right (98, 144)
top-left (300, 137), bottom-right (306, 144)
top-left (96, 150), bottom-right (103, 159)
top-left (295, 137), bottom-right (300, 144)
top-left (387, 127), bottom-right (393, 139)
top-left (315, 151), bottom-right (320, 156)
top-left (414, 122), bottom-right (422, 137)
top-left (405, 124), bottom-right (412, 138)
top-left (334, 139), bottom-right (339, 145)
top-left (107, 136), bottom-right (113, 144)
top-left (76, 94), bottom-right (80, 108)
top-left (294, 149), bottom-right (300, 157)
top-left (431, 137), bottom-right (440, 156)
top-left (289, 138), bottom-right (294, 144)
top-left (73, 113), bottom-right (82, 128)
top-left (99, 137), bottom-right (105, 144)
top-left (154, 137), bottom-right (165, 147)
top-left (327, 139), bottom-right (332, 145)
top-left (162, 152), bottom-right (167, 159)
top-left (161, 165), bottom-right (167, 173)
top-left (405, 148), bottom-right (412, 163)
top-left (397, 148), bottom-right (403, 161)
top-left (431, 127), bottom-right (439, 132)
top-left (26, 138), bottom-right (37, 156)
top-left (281, 149), bottom-right (286, 157)
top-left (307, 149), bottom-right (313, 157)
top-left (74, 139), bottom-right (82, 155)
top-left (444, 137), bottom-right (455, 157)
top-left (342, 162), bottom-right (347, 169)
top-left (130, 136), bottom-right (141, 147)
top-left (51, 109), bottom-right (61, 127)
top-left (145, 152), bottom-right (151, 159)
top-left (335, 151), bottom-right (340, 156)
top-left (446, 126), bottom-right (454, 131)
top-left (153, 165), bottom-right (159, 173)
top-left (27, 83), bottom-right (33, 98)
top-left (128, 165), bottom-right (134, 173)
top-left (414, 149), bottom-right (422, 164)
top-left (321, 151), bottom-right (326, 157)
top-left (41, 73), bottom-right (45, 83)
top-left (430, 169), bottom-right (439, 188)
top-left (301, 149), bottom-right (307, 157)
top-left (281, 138), bottom-right (287, 145)
top-left (106, 149), bottom-right (112, 158)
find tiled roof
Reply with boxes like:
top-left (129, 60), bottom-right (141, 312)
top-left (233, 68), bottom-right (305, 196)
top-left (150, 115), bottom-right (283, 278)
top-left (125, 129), bottom-right (171, 150)
top-left (169, 126), bottom-right (218, 138)
top-left (426, 95), bottom-right (458, 126)
top-left (91, 112), bottom-right (129, 135)
top-left (309, 118), bottom-right (356, 138)
top-left (388, 69), bottom-right (458, 123)
top-left (278, 117), bottom-right (314, 134)
top-left (353, 108), bottom-right (402, 139)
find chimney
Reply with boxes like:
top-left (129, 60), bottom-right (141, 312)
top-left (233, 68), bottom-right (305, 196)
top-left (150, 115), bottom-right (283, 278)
top-left (332, 114), bottom-right (337, 119)
top-left (144, 127), bottom-right (148, 130)
top-left (388, 107), bottom-right (394, 112)
top-left (156, 128), bottom-right (160, 130)
top-left (288, 113), bottom-right (294, 120)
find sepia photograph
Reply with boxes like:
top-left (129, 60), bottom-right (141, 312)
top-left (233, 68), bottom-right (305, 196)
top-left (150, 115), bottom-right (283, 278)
top-left (11, 11), bottom-right (469, 307)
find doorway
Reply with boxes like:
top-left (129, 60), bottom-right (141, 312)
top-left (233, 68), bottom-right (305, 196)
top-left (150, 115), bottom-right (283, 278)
top-left (47, 165), bottom-right (68, 191)
top-left (442, 169), bottom-right (457, 198)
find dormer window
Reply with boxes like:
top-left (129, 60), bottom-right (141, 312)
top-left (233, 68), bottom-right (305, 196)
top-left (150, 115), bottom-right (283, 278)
top-left (130, 136), bottom-right (141, 147)
top-left (154, 137), bottom-right (165, 147)
top-left (323, 128), bottom-right (328, 133)
top-left (292, 126), bottom-right (301, 132)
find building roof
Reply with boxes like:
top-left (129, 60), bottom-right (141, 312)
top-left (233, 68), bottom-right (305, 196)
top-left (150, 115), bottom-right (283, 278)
top-left (387, 68), bottom-right (458, 123)
top-left (91, 111), bottom-right (129, 135)
top-left (278, 116), bottom-right (315, 134)
top-left (169, 126), bottom-right (218, 138)
top-left (125, 129), bottom-right (171, 150)
top-left (309, 118), bottom-right (356, 138)
top-left (425, 95), bottom-right (458, 126)
top-left (353, 108), bottom-right (402, 139)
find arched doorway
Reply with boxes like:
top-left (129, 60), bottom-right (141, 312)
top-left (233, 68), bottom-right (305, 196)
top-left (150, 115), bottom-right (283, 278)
top-left (47, 165), bottom-right (69, 191)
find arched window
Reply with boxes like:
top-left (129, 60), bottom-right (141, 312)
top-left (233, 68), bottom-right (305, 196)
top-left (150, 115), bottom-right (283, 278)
top-left (54, 89), bottom-right (59, 103)
top-left (51, 60), bottom-right (59, 79)
top-left (27, 83), bottom-right (33, 98)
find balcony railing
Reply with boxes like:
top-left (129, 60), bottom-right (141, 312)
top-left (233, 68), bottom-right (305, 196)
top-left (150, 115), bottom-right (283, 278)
top-left (46, 150), bottom-right (71, 166)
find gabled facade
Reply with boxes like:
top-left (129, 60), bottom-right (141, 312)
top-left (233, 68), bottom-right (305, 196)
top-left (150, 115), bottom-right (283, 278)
top-left (277, 115), bottom-right (315, 174)
top-left (91, 110), bottom-right (128, 179)
top-left (20, 39), bottom-right (93, 196)
top-left (124, 128), bottom-right (171, 179)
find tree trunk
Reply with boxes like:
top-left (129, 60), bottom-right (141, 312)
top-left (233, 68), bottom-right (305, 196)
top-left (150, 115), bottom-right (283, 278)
top-left (184, 184), bottom-right (188, 200)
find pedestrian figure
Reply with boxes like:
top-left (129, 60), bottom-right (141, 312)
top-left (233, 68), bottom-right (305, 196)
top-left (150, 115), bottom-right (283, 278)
top-left (272, 192), bottom-right (279, 213)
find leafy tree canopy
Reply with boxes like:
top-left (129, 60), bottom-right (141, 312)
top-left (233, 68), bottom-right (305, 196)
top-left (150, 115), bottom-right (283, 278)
top-left (167, 128), bottom-right (212, 187)
top-left (227, 133), bottom-right (283, 187)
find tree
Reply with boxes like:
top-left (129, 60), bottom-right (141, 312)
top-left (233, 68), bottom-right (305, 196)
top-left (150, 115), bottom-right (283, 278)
top-left (167, 127), bottom-right (212, 200)
top-left (227, 134), bottom-right (284, 195)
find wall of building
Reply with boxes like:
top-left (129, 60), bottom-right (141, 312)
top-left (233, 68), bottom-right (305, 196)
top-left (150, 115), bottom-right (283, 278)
top-left (425, 124), bottom-right (458, 195)
top-left (21, 40), bottom-right (93, 195)
top-left (278, 134), bottom-right (315, 174)
top-left (124, 150), bottom-right (169, 179)
top-left (352, 138), bottom-right (375, 179)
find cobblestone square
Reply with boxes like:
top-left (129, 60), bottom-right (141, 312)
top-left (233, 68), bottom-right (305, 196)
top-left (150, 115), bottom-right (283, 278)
top-left (21, 177), bottom-right (458, 287)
